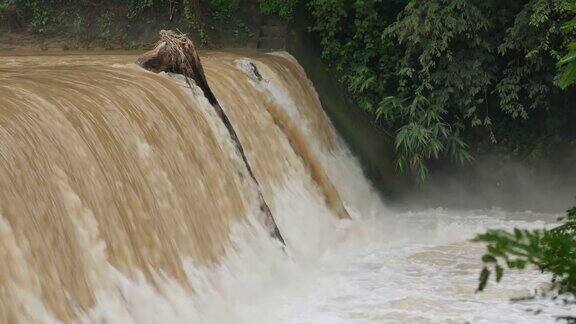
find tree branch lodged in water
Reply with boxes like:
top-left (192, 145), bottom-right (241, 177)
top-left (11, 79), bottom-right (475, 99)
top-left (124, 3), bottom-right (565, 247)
top-left (137, 30), bottom-right (285, 245)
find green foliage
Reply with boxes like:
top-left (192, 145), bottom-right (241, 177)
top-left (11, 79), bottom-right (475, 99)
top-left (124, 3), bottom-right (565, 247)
top-left (126, 0), bottom-right (153, 20)
top-left (0, 0), bottom-right (236, 46)
top-left (558, 4), bottom-right (576, 89)
top-left (495, 0), bottom-right (573, 119)
top-left (97, 12), bottom-right (115, 44)
top-left (307, 0), bottom-right (484, 181)
top-left (475, 205), bottom-right (576, 304)
top-left (0, 0), bottom-right (12, 11)
top-left (559, 42), bottom-right (576, 88)
top-left (207, 0), bottom-right (239, 20)
top-left (259, 0), bottom-right (297, 20)
top-left (181, 0), bottom-right (208, 45)
top-left (0, 0), bottom-right (16, 21)
top-left (303, 0), bottom-right (576, 181)
top-left (23, 0), bottom-right (53, 34)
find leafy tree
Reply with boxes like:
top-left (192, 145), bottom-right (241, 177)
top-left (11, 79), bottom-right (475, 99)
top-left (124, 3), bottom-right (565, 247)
top-left (384, 0), bottom-right (574, 181)
top-left (300, 0), bottom-right (576, 181)
top-left (475, 205), bottom-right (576, 319)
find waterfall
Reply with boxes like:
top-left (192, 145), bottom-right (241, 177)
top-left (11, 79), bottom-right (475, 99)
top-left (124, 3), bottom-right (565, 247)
top-left (0, 51), bottom-right (376, 323)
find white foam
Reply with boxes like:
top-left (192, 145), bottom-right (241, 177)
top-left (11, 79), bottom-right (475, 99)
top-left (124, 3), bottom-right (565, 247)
top-left (67, 174), bottom-right (569, 324)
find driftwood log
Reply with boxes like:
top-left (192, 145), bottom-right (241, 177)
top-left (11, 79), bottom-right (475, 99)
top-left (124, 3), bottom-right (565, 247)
top-left (137, 30), bottom-right (285, 245)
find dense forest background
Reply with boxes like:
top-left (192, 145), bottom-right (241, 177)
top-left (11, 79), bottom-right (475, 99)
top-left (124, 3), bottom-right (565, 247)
top-left (303, 0), bottom-right (576, 182)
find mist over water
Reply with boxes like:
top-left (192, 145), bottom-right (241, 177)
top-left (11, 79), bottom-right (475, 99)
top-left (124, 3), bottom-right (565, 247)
top-left (0, 52), bottom-right (572, 323)
top-left (398, 155), bottom-right (576, 213)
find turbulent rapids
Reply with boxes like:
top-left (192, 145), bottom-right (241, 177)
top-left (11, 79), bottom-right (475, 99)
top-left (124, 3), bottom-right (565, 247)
top-left (0, 51), bottom-right (571, 323)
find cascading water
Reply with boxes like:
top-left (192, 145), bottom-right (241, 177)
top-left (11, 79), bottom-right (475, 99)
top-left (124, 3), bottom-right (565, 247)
top-left (0, 52), bottom-right (571, 323)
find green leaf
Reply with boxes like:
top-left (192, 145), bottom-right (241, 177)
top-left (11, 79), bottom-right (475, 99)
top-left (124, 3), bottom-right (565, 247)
top-left (495, 265), bottom-right (504, 282)
top-left (482, 254), bottom-right (497, 263)
top-left (477, 267), bottom-right (490, 292)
